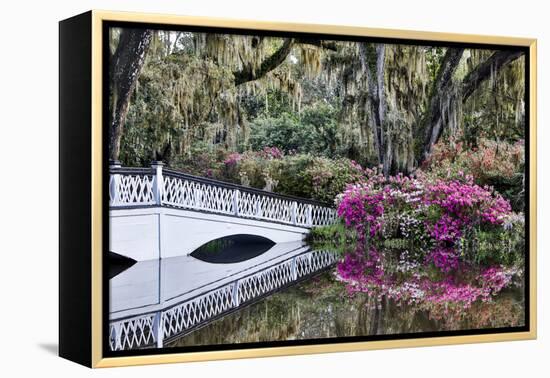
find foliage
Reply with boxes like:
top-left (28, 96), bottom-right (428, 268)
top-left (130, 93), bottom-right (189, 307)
top-left (249, 113), bottom-right (318, 154)
top-left (463, 51), bottom-right (525, 142)
top-left (307, 222), bottom-right (358, 254)
top-left (421, 138), bottom-right (525, 211)
top-left (120, 51), bottom-right (236, 165)
top-left (170, 141), bottom-right (226, 178)
top-left (115, 30), bottom-right (526, 174)
top-left (248, 102), bottom-right (339, 157)
top-left (173, 146), bottom-right (365, 202)
top-left (460, 212), bottom-right (525, 267)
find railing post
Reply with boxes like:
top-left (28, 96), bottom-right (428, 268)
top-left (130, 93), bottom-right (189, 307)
top-left (194, 186), bottom-right (202, 209)
top-left (153, 312), bottom-right (164, 348)
top-left (255, 199), bottom-right (262, 218)
top-left (151, 161), bottom-right (164, 205)
top-left (109, 160), bottom-right (122, 206)
top-left (232, 281), bottom-right (240, 307)
top-left (233, 190), bottom-right (240, 216)
top-left (111, 322), bottom-right (121, 351)
top-left (291, 201), bottom-right (297, 225)
top-left (307, 204), bottom-right (313, 227)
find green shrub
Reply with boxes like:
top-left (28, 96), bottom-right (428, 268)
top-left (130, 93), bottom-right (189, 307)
top-left (307, 222), bottom-right (358, 254)
top-left (459, 213), bottom-right (525, 267)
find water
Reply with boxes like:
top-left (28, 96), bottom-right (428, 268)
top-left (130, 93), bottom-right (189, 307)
top-left (109, 236), bottom-right (525, 350)
top-left (167, 271), bottom-right (525, 347)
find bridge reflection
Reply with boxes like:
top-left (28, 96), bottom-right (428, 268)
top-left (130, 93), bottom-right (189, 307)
top-left (109, 241), bottom-right (338, 351)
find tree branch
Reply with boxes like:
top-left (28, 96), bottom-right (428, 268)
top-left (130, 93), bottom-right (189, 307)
top-left (233, 38), bottom-right (338, 86)
top-left (418, 49), bottom-right (523, 164)
top-left (233, 38), bottom-right (295, 86)
top-left (462, 50), bottom-right (523, 102)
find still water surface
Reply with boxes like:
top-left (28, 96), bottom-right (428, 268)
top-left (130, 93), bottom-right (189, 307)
top-left (109, 235), bottom-right (524, 349)
top-left (168, 270), bottom-right (524, 347)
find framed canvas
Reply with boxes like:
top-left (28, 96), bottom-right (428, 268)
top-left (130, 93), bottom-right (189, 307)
top-left (59, 10), bottom-right (537, 368)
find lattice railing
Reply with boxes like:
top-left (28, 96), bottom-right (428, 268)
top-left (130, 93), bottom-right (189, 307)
top-left (109, 249), bottom-right (339, 351)
top-left (109, 168), bottom-right (156, 207)
top-left (109, 313), bottom-right (157, 351)
top-left (110, 163), bottom-right (337, 227)
top-left (237, 259), bottom-right (294, 304)
top-left (161, 284), bottom-right (235, 340)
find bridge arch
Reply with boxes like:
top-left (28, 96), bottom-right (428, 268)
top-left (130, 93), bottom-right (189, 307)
top-left (190, 234), bottom-right (275, 264)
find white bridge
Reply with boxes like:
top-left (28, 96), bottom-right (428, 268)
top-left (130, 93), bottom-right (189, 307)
top-left (109, 162), bottom-right (337, 261)
top-left (108, 163), bottom-right (339, 350)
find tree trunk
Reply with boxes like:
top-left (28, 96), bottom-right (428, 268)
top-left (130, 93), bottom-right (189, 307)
top-left (361, 43), bottom-right (389, 175)
top-left (109, 29), bottom-right (153, 161)
top-left (419, 48), bottom-right (464, 163)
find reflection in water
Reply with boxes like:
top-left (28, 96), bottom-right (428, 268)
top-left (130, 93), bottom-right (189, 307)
top-left (110, 233), bottom-right (525, 350)
top-left (108, 239), bottom-right (338, 351)
top-left (191, 234), bottom-right (275, 263)
top-left (168, 271), bottom-right (524, 347)
top-left (109, 240), bottom-right (310, 315)
top-left (168, 240), bottom-right (525, 347)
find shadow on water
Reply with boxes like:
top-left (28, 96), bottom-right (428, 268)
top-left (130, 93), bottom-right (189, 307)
top-left (108, 251), bottom-right (137, 279)
top-left (190, 234), bottom-right (275, 263)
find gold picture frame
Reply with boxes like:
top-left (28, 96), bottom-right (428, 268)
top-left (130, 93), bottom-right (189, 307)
top-left (59, 9), bottom-right (537, 368)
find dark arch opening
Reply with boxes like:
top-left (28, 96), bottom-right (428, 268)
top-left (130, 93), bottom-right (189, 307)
top-left (190, 234), bottom-right (275, 264)
top-left (108, 251), bottom-right (137, 279)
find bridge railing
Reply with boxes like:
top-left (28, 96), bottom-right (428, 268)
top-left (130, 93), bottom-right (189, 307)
top-left (109, 249), bottom-right (339, 351)
top-left (109, 161), bottom-right (337, 227)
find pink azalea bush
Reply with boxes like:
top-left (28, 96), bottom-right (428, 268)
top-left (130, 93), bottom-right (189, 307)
top-left (336, 183), bottom-right (385, 240)
top-left (423, 176), bottom-right (512, 242)
top-left (223, 152), bottom-right (242, 166)
top-left (422, 138), bottom-right (525, 211)
top-left (336, 168), bottom-right (513, 247)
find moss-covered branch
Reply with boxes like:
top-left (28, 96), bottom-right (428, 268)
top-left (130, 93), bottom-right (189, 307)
top-left (233, 38), bottom-right (295, 85)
